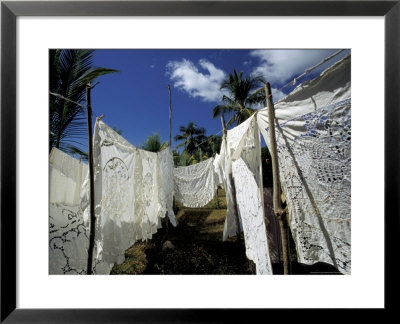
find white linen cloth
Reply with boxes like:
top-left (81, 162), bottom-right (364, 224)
top-left (221, 116), bottom-right (256, 240)
top-left (91, 121), bottom-right (138, 264)
top-left (49, 147), bottom-right (112, 274)
top-left (49, 203), bottom-right (113, 274)
top-left (173, 157), bottom-right (217, 208)
top-left (256, 54), bottom-right (351, 274)
top-left (83, 120), bottom-right (175, 265)
top-left (49, 147), bottom-right (88, 205)
top-left (158, 148), bottom-right (177, 227)
top-left (213, 139), bottom-right (240, 241)
top-left (229, 116), bottom-right (273, 275)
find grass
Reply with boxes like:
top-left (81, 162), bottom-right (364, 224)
top-left (111, 188), bottom-right (256, 275)
top-left (110, 187), bottom-right (342, 275)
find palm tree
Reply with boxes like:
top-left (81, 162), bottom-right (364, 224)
top-left (204, 134), bottom-right (222, 157)
top-left (212, 69), bottom-right (265, 127)
top-left (141, 132), bottom-right (168, 153)
top-left (174, 122), bottom-right (207, 156)
top-left (49, 49), bottom-right (119, 155)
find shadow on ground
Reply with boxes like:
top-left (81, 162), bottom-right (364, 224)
top-left (111, 189), bottom-right (342, 275)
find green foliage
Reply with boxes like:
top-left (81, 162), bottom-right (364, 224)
top-left (174, 122), bottom-right (207, 156)
top-left (203, 134), bottom-right (222, 157)
top-left (67, 145), bottom-right (88, 162)
top-left (49, 49), bottom-right (119, 156)
top-left (176, 150), bottom-right (196, 166)
top-left (112, 126), bottom-right (123, 135)
top-left (212, 69), bottom-right (266, 127)
top-left (141, 131), bottom-right (168, 153)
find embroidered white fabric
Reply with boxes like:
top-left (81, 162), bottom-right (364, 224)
top-left (213, 153), bottom-right (224, 187)
top-left (158, 148), bottom-right (177, 227)
top-left (49, 148), bottom-right (113, 274)
top-left (229, 116), bottom-right (273, 275)
top-left (216, 138), bottom-right (241, 241)
top-left (222, 115), bottom-right (258, 240)
top-left (91, 121), bottom-right (138, 264)
top-left (49, 203), bottom-right (113, 274)
top-left (226, 116), bottom-right (254, 160)
top-left (83, 121), bottom-right (174, 265)
top-left (173, 157), bottom-right (217, 208)
top-left (257, 54), bottom-right (351, 274)
top-left (49, 148), bottom-right (88, 205)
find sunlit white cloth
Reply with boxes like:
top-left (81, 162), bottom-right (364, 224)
top-left (256, 54), bottom-right (351, 274)
top-left (49, 202), bottom-right (113, 274)
top-left (229, 116), bottom-right (273, 275)
top-left (213, 139), bottom-right (240, 241)
top-left (49, 147), bottom-right (113, 274)
top-left (173, 157), bottom-right (217, 208)
top-left (158, 148), bottom-right (177, 227)
top-left (82, 121), bottom-right (175, 265)
top-left (49, 147), bottom-right (88, 205)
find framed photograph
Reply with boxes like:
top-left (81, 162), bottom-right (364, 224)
top-left (1, 0), bottom-right (398, 321)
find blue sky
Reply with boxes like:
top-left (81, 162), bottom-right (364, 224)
top-left (87, 49), bottom-right (350, 150)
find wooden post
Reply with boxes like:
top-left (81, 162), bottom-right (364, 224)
top-left (86, 83), bottom-right (95, 275)
top-left (264, 82), bottom-right (291, 275)
top-left (166, 85), bottom-right (172, 235)
top-left (221, 116), bottom-right (241, 238)
top-left (168, 85), bottom-right (172, 148)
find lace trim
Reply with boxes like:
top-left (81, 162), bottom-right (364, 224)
top-left (173, 157), bottom-right (217, 208)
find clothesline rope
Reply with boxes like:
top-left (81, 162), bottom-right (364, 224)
top-left (192, 129), bottom-right (223, 150)
top-left (49, 91), bottom-right (85, 107)
top-left (49, 91), bottom-right (103, 119)
top-left (275, 49), bottom-right (345, 94)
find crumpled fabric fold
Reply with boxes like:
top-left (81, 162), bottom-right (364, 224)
top-left (173, 157), bottom-right (217, 208)
top-left (49, 147), bottom-right (113, 274)
top-left (256, 54), bottom-right (351, 274)
top-left (82, 121), bottom-right (176, 265)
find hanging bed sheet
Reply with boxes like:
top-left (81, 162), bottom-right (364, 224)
top-left (256, 54), bottom-right (351, 274)
top-left (173, 157), bottom-right (217, 208)
top-left (223, 115), bottom-right (273, 275)
top-left (49, 147), bottom-right (113, 274)
top-left (81, 120), bottom-right (176, 265)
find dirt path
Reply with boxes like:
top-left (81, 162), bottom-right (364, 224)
top-left (111, 189), bottom-right (256, 275)
top-left (110, 189), bottom-right (342, 275)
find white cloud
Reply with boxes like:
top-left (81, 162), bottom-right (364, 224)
top-left (166, 59), bottom-right (226, 102)
top-left (271, 88), bottom-right (287, 103)
top-left (250, 49), bottom-right (338, 84)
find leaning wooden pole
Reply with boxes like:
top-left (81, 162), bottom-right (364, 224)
top-left (168, 85), bottom-right (172, 148)
top-left (165, 85), bottom-right (172, 234)
top-left (221, 116), bottom-right (241, 238)
top-left (264, 82), bottom-right (291, 274)
top-left (86, 83), bottom-right (96, 275)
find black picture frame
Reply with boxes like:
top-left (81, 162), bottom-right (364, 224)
top-left (1, 0), bottom-right (398, 322)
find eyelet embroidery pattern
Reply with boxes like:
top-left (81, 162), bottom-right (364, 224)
top-left (87, 121), bottom-right (176, 265)
top-left (49, 203), bottom-right (113, 275)
top-left (233, 158), bottom-right (273, 275)
top-left (158, 148), bottom-right (176, 226)
top-left (273, 99), bottom-right (351, 274)
top-left (173, 157), bottom-right (217, 208)
top-left (227, 117), bottom-right (273, 275)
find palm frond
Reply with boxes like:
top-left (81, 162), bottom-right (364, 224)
top-left (50, 49), bottom-right (119, 154)
top-left (67, 145), bottom-right (88, 162)
top-left (212, 105), bottom-right (239, 118)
